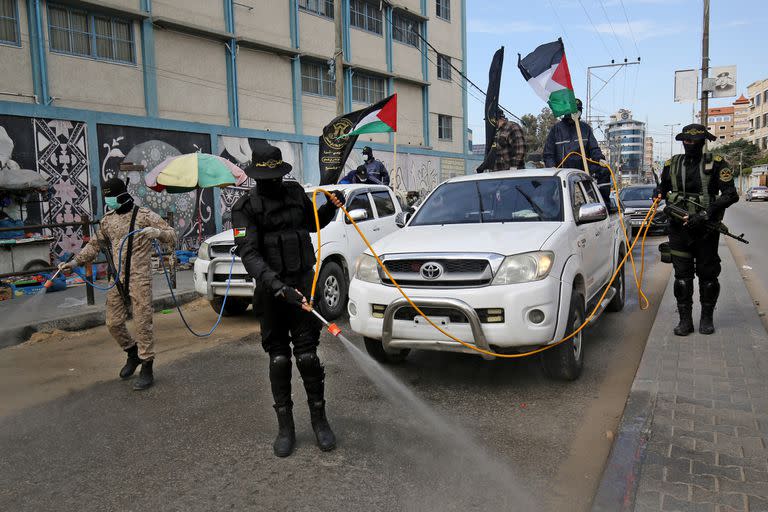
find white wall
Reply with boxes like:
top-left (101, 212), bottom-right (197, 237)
top-left (153, 0), bottom-right (226, 32)
top-left (237, 49), bottom-right (294, 133)
top-left (393, 81), bottom-right (423, 146)
top-left (302, 94), bottom-right (338, 136)
top-left (0, 1), bottom-right (34, 104)
top-left (236, 0), bottom-right (291, 48)
top-left (155, 30), bottom-right (229, 125)
top-left (349, 28), bottom-right (386, 73)
top-left (299, 11), bottom-right (334, 57)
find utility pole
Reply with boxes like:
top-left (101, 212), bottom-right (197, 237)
top-left (586, 59), bottom-right (641, 127)
top-left (334, 0), bottom-right (344, 115)
top-left (665, 123), bottom-right (681, 159)
top-left (700, 0), bottom-right (710, 125)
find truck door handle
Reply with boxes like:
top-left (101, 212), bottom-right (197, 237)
top-left (578, 238), bottom-right (587, 247)
top-left (595, 230), bottom-right (601, 237)
top-left (372, 227), bottom-right (381, 232)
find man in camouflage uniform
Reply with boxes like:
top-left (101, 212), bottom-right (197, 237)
top-left (477, 109), bottom-right (527, 172)
top-left (656, 124), bottom-right (738, 336)
top-left (60, 177), bottom-right (177, 390)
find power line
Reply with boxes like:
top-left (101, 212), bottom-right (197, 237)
top-left (576, 0), bottom-right (614, 59)
top-left (617, 0), bottom-right (641, 56)
top-left (597, 0), bottom-right (626, 56)
top-left (545, 0), bottom-right (587, 72)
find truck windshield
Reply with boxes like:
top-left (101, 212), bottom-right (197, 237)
top-left (410, 177), bottom-right (563, 226)
top-left (619, 187), bottom-right (656, 202)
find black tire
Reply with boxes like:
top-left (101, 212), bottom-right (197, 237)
top-left (23, 259), bottom-right (49, 272)
top-left (541, 293), bottom-right (585, 381)
top-left (316, 261), bottom-right (347, 321)
top-left (607, 250), bottom-right (626, 312)
top-left (210, 296), bottom-right (249, 316)
top-left (364, 337), bottom-right (410, 364)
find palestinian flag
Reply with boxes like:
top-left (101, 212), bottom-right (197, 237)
top-left (342, 94), bottom-right (397, 137)
top-left (517, 38), bottom-right (578, 117)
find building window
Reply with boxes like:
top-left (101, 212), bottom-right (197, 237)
top-left (350, 0), bottom-right (382, 35)
top-left (438, 114), bottom-right (453, 141)
top-left (0, 0), bottom-right (19, 45)
top-left (757, 95), bottom-right (762, 107)
top-left (393, 11), bottom-right (420, 48)
top-left (436, 0), bottom-right (451, 21)
top-left (437, 54), bottom-right (452, 80)
top-left (352, 72), bottom-right (385, 104)
top-left (764, 113), bottom-right (768, 127)
top-left (764, 90), bottom-right (768, 104)
top-left (299, 0), bottom-right (334, 19)
top-left (756, 117), bottom-right (761, 130)
top-left (301, 60), bottom-right (336, 97)
top-left (48, 5), bottom-right (135, 63)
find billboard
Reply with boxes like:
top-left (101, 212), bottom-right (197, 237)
top-left (710, 65), bottom-right (737, 98)
top-left (674, 69), bottom-right (698, 103)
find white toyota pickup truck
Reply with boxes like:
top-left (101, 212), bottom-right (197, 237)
top-left (193, 183), bottom-right (402, 320)
top-left (348, 168), bottom-right (626, 380)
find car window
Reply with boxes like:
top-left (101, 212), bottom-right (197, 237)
top-left (583, 179), bottom-right (601, 204)
top-left (345, 193), bottom-right (374, 223)
top-left (570, 176), bottom-right (587, 211)
top-left (371, 190), bottom-right (397, 218)
top-left (410, 177), bottom-right (563, 226)
top-left (619, 187), bottom-right (656, 201)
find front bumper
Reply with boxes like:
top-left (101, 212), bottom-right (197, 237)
top-left (193, 257), bottom-right (256, 299)
top-left (348, 276), bottom-right (563, 357)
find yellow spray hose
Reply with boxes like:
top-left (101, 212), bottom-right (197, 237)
top-left (308, 163), bottom-right (659, 359)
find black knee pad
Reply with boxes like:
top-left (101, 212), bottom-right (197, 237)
top-left (269, 354), bottom-right (292, 381)
top-left (674, 279), bottom-right (694, 304)
top-left (295, 351), bottom-right (324, 380)
top-left (699, 279), bottom-right (720, 304)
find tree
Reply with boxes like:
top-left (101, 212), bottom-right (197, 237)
top-left (712, 139), bottom-right (762, 174)
top-left (520, 108), bottom-right (557, 160)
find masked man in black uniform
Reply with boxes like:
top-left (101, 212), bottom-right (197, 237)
top-left (232, 146), bottom-right (344, 457)
top-left (656, 124), bottom-right (738, 336)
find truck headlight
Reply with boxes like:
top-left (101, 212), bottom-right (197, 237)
top-left (197, 241), bottom-right (210, 261)
top-left (491, 251), bottom-right (554, 285)
top-left (623, 207), bottom-right (636, 215)
top-left (355, 254), bottom-right (380, 283)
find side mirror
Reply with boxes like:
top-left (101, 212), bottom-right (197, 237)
top-left (348, 208), bottom-right (368, 223)
top-left (577, 202), bottom-right (608, 223)
top-left (395, 211), bottom-right (412, 228)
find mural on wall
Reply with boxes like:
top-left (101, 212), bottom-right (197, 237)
top-left (356, 150), bottom-right (441, 201)
top-left (97, 125), bottom-right (214, 250)
top-left (217, 136), bottom-right (304, 230)
top-left (0, 115), bottom-right (94, 258)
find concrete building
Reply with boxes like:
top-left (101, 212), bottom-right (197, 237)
top-left (705, 106), bottom-right (735, 146)
top-left (733, 94), bottom-right (750, 140)
top-left (747, 78), bottom-right (768, 150)
top-left (605, 109), bottom-right (645, 184)
top-left (0, 0), bottom-right (477, 255)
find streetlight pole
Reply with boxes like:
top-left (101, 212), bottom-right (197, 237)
top-left (701, 0), bottom-right (710, 126)
top-left (665, 123), bottom-right (681, 159)
top-left (585, 59), bottom-right (641, 127)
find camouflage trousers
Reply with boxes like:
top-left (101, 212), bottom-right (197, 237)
top-left (105, 278), bottom-right (155, 360)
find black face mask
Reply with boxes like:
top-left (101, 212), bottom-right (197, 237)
top-left (683, 141), bottom-right (705, 162)
top-left (115, 191), bottom-right (135, 214)
top-left (258, 178), bottom-right (283, 197)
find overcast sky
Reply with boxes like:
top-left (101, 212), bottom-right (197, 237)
top-left (464, 0), bottom-right (765, 159)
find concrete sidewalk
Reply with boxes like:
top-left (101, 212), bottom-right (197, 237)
top-left (592, 242), bottom-right (768, 512)
top-left (1, 270), bottom-right (200, 347)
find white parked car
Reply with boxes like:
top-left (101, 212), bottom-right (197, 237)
top-left (348, 169), bottom-right (626, 380)
top-left (746, 186), bottom-right (768, 202)
top-left (194, 183), bottom-right (402, 320)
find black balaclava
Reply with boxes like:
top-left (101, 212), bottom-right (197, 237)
top-left (355, 165), bottom-right (368, 182)
top-left (363, 147), bottom-right (374, 163)
top-left (683, 140), bottom-right (705, 165)
top-left (258, 177), bottom-right (283, 198)
top-left (103, 177), bottom-right (134, 214)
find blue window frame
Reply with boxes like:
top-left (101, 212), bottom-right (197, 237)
top-left (0, 0), bottom-right (20, 45)
top-left (301, 60), bottom-right (336, 98)
top-left (48, 4), bottom-right (135, 64)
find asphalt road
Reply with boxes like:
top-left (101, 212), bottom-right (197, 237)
top-left (724, 199), bottom-right (768, 330)
top-left (0, 240), bottom-right (671, 512)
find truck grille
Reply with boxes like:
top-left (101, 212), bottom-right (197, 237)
top-left (379, 257), bottom-right (493, 288)
top-left (210, 243), bottom-right (235, 259)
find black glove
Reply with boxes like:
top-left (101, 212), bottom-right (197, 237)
top-left (275, 285), bottom-right (305, 307)
top-left (686, 210), bottom-right (708, 228)
top-left (329, 190), bottom-right (345, 208)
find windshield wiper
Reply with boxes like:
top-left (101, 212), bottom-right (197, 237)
top-left (515, 186), bottom-right (544, 220)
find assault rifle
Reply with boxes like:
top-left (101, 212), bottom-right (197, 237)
top-left (664, 201), bottom-right (749, 244)
top-left (99, 238), bottom-right (131, 307)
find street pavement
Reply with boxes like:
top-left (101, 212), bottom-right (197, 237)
top-left (593, 238), bottom-right (768, 512)
top-left (0, 240), bottom-right (670, 512)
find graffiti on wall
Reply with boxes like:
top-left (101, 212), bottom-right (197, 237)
top-left (0, 115), bottom-right (94, 258)
top-left (97, 125), bottom-right (214, 250)
top-left (217, 136), bottom-right (304, 230)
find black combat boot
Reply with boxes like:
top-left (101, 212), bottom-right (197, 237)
top-left (119, 345), bottom-right (142, 379)
top-left (273, 404), bottom-right (296, 457)
top-left (699, 279), bottom-right (720, 335)
top-left (308, 399), bottom-right (336, 451)
top-left (673, 279), bottom-right (695, 336)
top-left (132, 360), bottom-right (154, 390)
top-left (296, 351), bottom-right (337, 451)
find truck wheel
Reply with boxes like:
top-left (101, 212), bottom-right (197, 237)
top-left (541, 293), bottom-right (585, 381)
top-left (607, 250), bottom-right (626, 312)
top-left (316, 262), bottom-right (347, 321)
top-left (210, 296), bottom-right (249, 316)
top-left (364, 337), bottom-right (410, 364)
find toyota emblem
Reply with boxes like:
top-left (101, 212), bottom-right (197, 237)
top-left (420, 262), bottom-right (444, 280)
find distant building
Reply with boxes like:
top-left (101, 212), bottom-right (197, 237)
top-left (733, 95), bottom-right (751, 140)
top-left (747, 78), bottom-right (768, 150)
top-left (643, 137), bottom-right (654, 182)
top-left (605, 109), bottom-right (646, 183)
top-left (706, 106), bottom-right (735, 146)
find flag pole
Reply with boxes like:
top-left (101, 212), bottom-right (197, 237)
top-left (393, 131), bottom-right (397, 184)
top-left (572, 113), bottom-right (591, 174)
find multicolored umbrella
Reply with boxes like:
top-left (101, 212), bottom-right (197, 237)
top-left (145, 153), bottom-right (248, 193)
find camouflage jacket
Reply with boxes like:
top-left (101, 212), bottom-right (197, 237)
top-left (75, 207), bottom-right (177, 278)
